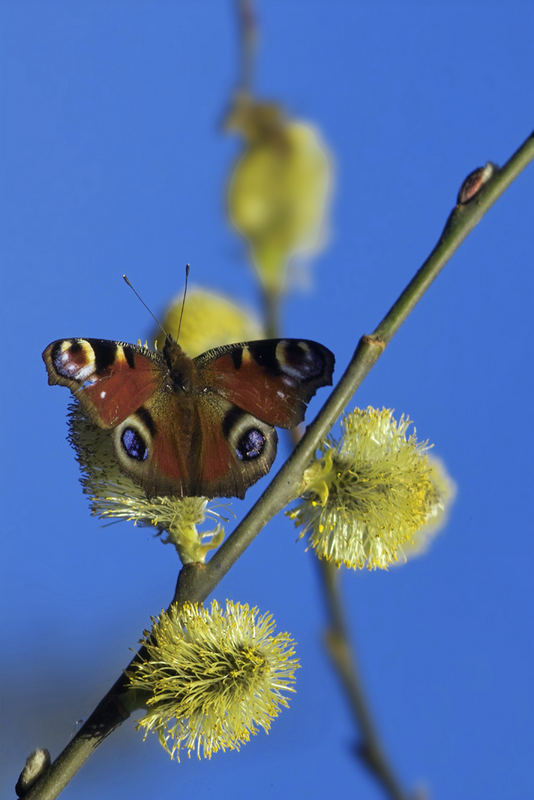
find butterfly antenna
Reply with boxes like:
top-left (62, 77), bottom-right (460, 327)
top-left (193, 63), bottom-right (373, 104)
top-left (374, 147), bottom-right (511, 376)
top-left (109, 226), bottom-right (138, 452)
top-left (122, 274), bottom-right (168, 340)
top-left (175, 263), bottom-right (190, 344)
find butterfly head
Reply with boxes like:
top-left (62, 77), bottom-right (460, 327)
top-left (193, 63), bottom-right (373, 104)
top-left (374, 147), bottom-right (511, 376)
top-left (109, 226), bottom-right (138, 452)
top-left (162, 336), bottom-right (195, 393)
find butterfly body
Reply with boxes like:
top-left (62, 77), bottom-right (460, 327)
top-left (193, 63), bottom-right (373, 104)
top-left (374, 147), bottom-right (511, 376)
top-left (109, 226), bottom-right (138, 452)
top-left (43, 336), bottom-right (334, 499)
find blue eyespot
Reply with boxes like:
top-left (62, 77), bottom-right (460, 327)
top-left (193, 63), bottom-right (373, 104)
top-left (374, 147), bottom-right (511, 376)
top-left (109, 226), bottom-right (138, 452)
top-left (121, 428), bottom-right (148, 461)
top-left (236, 428), bottom-right (265, 461)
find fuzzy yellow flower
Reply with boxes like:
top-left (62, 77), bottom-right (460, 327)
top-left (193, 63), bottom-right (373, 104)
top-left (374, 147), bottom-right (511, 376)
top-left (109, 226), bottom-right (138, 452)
top-left (154, 287), bottom-right (263, 356)
top-left (288, 407), bottom-right (454, 570)
top-left (68, 404), bottom-right (225, 563)
top-left (226, 93), bottom-right (333, 293)
top-left (128, 600), bottom-right (300, 760)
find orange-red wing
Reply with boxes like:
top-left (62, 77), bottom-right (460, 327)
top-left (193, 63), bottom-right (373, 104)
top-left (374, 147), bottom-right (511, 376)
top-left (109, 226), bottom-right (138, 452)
top-left (42, 338), bottom-right (163, 427)
top-left (195, 339), bottom-right (334, 428)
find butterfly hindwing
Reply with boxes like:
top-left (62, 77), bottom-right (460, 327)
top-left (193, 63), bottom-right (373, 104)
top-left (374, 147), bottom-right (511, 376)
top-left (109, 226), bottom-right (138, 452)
top-left (192, 397), bottom-right (278, 498)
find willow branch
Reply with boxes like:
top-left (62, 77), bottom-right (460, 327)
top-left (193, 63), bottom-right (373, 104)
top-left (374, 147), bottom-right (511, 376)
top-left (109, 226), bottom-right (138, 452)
top-left (319, 561), bottom-right (413, 800)
top-left (21, 131), bottom-right (533, 800)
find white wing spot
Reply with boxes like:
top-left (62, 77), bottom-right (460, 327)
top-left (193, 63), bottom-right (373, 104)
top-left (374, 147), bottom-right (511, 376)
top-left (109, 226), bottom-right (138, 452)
top-left (72, 363), bottom-right (96, 382)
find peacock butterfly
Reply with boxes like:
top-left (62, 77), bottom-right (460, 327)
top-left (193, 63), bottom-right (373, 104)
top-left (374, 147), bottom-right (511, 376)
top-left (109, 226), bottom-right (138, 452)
top-left (42, 335), bottom-right (334, 498)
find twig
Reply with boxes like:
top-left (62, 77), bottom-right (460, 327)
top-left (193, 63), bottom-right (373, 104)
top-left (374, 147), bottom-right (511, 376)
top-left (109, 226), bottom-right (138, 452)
top-left (319, 560), bottom-right (411, 800)
top-left (236, 0), bottom-right (257, 94)
top-left (21, 131), bottom-right (534, 800)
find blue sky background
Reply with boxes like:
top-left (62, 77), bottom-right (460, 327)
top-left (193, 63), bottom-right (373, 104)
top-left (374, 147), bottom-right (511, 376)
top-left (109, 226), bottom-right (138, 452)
top-left (2, 3), bottom-right (533, 799)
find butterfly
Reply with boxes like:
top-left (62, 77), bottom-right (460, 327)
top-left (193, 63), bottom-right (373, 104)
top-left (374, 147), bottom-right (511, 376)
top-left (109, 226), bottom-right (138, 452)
top-left (42, 335), bottom-right (334, 498)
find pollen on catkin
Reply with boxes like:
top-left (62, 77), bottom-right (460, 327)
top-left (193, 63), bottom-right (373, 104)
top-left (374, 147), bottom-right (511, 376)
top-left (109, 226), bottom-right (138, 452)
top-left (127, 600), bottom-right (300, 760)
top-left (288, 407), bottom-right (454, 570)
top-left (67, 403), bottom-right (225, 563)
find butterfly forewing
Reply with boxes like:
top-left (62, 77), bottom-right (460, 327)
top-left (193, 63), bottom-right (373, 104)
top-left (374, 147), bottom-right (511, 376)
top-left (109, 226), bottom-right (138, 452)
top-left (43, 338), bottom-right (163, 427)
top-left (195, 338), bottom-right (335, 428)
